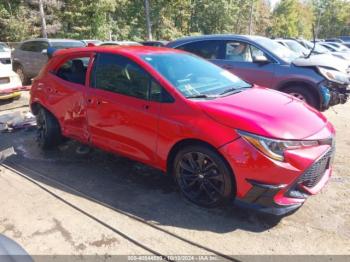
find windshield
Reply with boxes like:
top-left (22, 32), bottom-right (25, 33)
top-left (141, 53), bottom-right (251, 98)
top-left (51, 41), bottom-right (86, 49)
top-left (330, 43), bottom-right (349, 51)
top-left (304, 41), bottom-right (330, 53)
top-left (284, 41), bottom-right (309, 56)
top-left (0, 45), bottom-right (7, 52)
top-left (254, 37), bottom-right (299, 63)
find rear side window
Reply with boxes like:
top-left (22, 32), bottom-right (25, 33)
top-left (56, 56), bottom-right (90, 85)
top-left (177, 40), bottom-right (222, 59)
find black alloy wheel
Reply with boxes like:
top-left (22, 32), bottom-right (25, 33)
top-left (174, 146), bottom-right (234, 207)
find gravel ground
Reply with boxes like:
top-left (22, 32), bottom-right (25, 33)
top-left (0, 92), bottom-right (349, 258)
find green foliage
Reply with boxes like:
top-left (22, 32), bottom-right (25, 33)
top-left (0, 0), bottom-right (349, 42)
top-left (270, 0), bottom-right (314, 38)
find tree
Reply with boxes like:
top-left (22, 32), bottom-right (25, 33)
top-left (269, 0), bottom-right (314, 38)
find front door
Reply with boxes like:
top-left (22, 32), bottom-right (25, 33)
top-left (214, 41), bottom-right (276, 88)
top-left (87, 52), bottom-right (160, 164)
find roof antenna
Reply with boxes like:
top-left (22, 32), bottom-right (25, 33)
top-left (306, 24), bottom-right (316, 58)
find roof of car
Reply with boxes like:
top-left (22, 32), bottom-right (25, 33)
top-left (21, 38), bottom-right (84, 43)
top-left (167, 34), bottom-right (268, 47)
top-left (53, 46), bottom-right (182, 58)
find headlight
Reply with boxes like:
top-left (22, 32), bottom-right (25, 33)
top-left (238, 130), bottom-right (319, 162)
top-left (318, 67), bottom-right (349, 85)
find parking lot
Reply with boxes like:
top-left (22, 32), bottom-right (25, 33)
top-left (0, 91), bottom-right (349, 257)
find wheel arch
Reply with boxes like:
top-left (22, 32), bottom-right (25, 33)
top-left (12, 60), bottom-right (22, 71)
top-left (166, 138), bottom-right (237, 193)
top-left (277, 80), bottom-right (322, 110)
top-left (30, 102), bottom-right (62, 130)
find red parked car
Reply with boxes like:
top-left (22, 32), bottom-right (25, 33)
top-left (30, 46), bottom-right (335, 215)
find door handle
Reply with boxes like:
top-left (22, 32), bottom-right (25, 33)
top-left (223, 65), bottom-right (234, 69)
top-left (37, 83), bottom-right (44, 91)
top-left (143, 104), bottom-right (150, 110)
top-left (87, 98), bottom-right (93, 103)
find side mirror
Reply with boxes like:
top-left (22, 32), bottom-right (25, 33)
top-left (46, 47), bottom-right (57, 59)
top-left (253, 55), bottom-right (269, 64)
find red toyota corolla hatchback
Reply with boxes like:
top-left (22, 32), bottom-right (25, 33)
top-left (30, 46), bottom-right (335, 215)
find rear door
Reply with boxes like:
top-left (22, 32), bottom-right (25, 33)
top-left (44, 52), bottom-right (93, 142)
top-left (87, 52), bottom-right (161, 164)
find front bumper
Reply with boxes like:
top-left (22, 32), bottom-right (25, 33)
top-left (219, 132), bottom-right (334, 216)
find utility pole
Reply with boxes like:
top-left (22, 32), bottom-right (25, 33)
top-left (144, 0), bottom-right (152, 40)
top-left (316, 8), bottom-right (322, 39)
top-left (39, 0), bottom-right (47, 38)
top-left (248, 0), bottom-right (254, 35)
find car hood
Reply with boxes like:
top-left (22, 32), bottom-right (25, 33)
top-left (198, 87), bottom-right (328, 140)
top-left (0, 65), bottom-right (16, 77)
top-left (0, 51), bottom-right (11, 59)
top-left (293, 54), bottom-right (350, 73)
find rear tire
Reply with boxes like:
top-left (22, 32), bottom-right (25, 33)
top-left (283, 86), bottom-right (318, 109)
top-left (36, 108), bottom-right (62, 149)
top-left (173, 145), bottom-right (234, 207)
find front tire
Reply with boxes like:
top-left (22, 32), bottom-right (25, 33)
top-left (36, 108), bottom-right (62, 149)
top-left (173, 145), bottom-right (234, 207)
top-left (283, 86), bottom-right (318, 109)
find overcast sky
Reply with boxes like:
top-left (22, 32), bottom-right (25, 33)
top-left (270, 0), bottom-right (279, 9)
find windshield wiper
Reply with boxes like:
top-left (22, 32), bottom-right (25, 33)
top-left (186, 94), bottom-right (217, 99)
top-left (219, 87), bottom-right (249, 96)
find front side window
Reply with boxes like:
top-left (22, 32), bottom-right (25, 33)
top-left (178, 40), bottom-right (222, 59)
top-left (56, 56), bottom-right (90, 85)
top-left (225, 41), bottom-right (268, 62)
top-left (141, 53), bottom-right (251, 98)
top-left (91, 53), bottom-right (150, 100)
top-left (225, 41), bottom-right (253, 62)
top-left (34, 41), bottom-right (49, 52)
top-left (20, 42), bottom-right (36, 52)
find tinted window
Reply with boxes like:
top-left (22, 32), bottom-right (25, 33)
top-left (20, 42), bottom-right (36, 52)
top-left (20, 41), bottom-right (48, 52)
top-left (35, 41), bottom-right (49, 52)
top-left (56, 57), bottom-right (90, 85)
top-left (51, 41), bottom-right (86, 49)
top-left (91, 53), bottom-right (150, 100)
top-left (150, 80), bottom-right (174, 102)
top-left (178, 40), bottom-right (221, 59)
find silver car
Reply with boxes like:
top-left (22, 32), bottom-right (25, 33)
top-left (12, 39), bottom-right (86, 84)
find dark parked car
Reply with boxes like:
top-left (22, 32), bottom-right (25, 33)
top-left (140, 41), bottom-right (169, 47)
top-left (167, 35), bottom-right (350, 111)
top-left (12, 39), bottom-right (86, 84)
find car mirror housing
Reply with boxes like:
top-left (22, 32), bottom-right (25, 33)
top-left (253, 55), bottom-right (269, 64)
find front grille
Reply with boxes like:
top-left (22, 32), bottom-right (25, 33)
top-left (0, 58), bottom-right (11, 64)
top-left (297, 148), bottom-right (334, 188)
